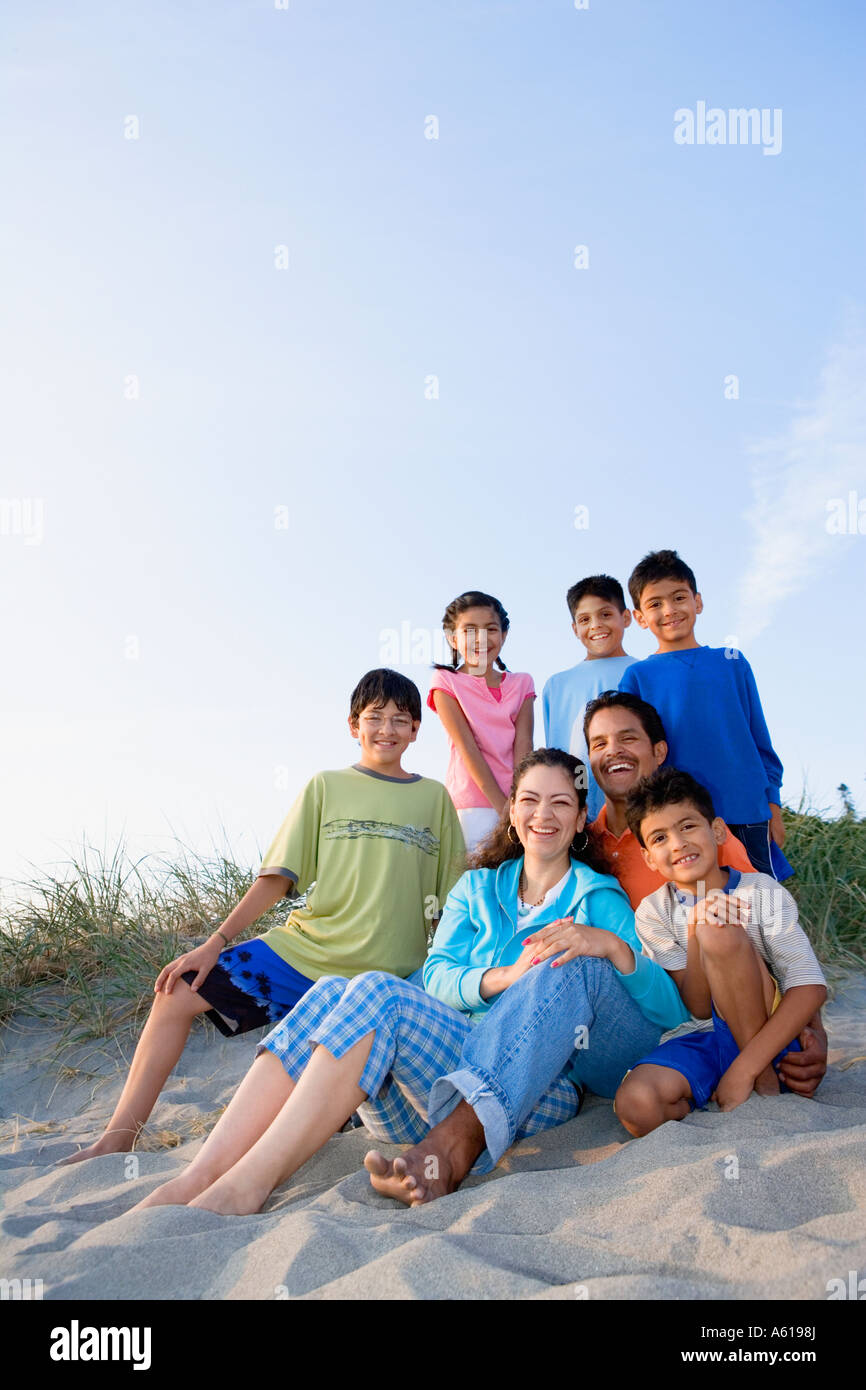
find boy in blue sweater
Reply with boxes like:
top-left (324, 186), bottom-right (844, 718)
top-left (542, 575), bottom-right (636, 820)
top-left (619, 550), bottom-right (787, 878)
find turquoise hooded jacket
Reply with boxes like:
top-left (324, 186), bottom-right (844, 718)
top-left (423, 855), bottom-right (689, 1031)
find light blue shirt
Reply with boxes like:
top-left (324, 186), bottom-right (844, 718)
top-left (542, 654), bottom-right (637, 819)
top-left (423, 855), bottom-right (688, 1032)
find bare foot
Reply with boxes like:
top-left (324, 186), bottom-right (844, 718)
top-left (129, 1170), bottom-right (214, 1212)
top-left (58, 1134), bottom-right (136, 1167)
top-left (754, 1065), bottom-right (782, 1097)
top-left (364, 1147), bottom-right (459, 1206)
top-left (188, 1174), bottom-right (268, 1216)
top-left (364, 1099), bottom-right (485, 1207)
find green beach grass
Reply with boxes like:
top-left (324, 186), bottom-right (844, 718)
top-left (1, 803), bottom-right (864, 1049)
top-left (0, 842), bottom-right (294, 1042)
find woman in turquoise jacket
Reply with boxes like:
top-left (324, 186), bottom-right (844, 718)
top-left (422, 818), bottom-right (683, 1032)
top-left (132, 749), bottom-right (687, 1217)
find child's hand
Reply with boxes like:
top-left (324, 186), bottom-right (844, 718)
top-left (155, 939), bottom-right (222, 995)
top-left (687, 892), bottom-right (751, 934)
top-left (769, 803), bottom-right (786, 847)
top-left (712, 1057), bottom-right (756, 1111)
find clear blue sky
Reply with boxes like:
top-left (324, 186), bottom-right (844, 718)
top-left (1, 0), bottom-right (864, 886)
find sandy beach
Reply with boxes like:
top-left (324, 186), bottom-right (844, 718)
top-left (1, 976), bottom-right (864, 1301)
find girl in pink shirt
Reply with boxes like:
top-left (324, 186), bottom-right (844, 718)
top-left (428, 591), bottom-right (535, 853)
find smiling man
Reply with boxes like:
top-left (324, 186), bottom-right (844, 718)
top-left (584, 690), bottom-right (754, 911)
top-left (583, 689), bottom-right (827, 1096)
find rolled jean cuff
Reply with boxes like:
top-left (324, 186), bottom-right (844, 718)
top-left (428, 1065), bottom-right (514, 1176)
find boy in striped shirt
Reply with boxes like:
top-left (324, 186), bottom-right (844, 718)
top-left (614, 768), bottom-right (826, 1136)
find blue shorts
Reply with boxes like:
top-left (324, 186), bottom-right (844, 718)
top-left (634, 1008), bottom-right (801, 1110)
top-left (182, 937), bottom-right (314, 1037)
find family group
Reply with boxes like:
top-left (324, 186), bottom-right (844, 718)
top-left (63, 549), bottom-right (829, 1215)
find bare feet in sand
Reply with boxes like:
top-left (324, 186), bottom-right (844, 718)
top-left (58, 1133), bottom-right (137, 1167)
top-left (364, 1100), bottom-right (485, 1207)
top-left (129, 1170), bottom-right (215, 1212)
top-left (188, 1174), bottom-right (269, 1216)
top-left (364, 1147), bottom-right (458, 1206)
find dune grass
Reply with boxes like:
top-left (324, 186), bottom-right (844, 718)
top-left (778, 799), bottom-right (866, 972)
top-left (0, 841), bottom-right (293, 1042)
top-left (1, 805), bottom-right (864, 1051)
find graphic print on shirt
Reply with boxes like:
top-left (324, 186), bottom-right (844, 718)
top-left (322, 819), bottom-right (440, 855)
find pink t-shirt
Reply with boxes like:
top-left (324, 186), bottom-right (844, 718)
top-left (427, 668), bottom-right (536, 810)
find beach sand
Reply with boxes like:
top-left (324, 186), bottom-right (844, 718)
top-left (1, 978), bottom-right (864, 1301)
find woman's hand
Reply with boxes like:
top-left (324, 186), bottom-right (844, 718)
top-left (479, 940), bottom-right (540, 999)
top-left (524, 918), bottom-right (633, 972)
top-left (769, 803), bottom-right (786, 848)
top-left (155, 938), bottom-right (223, 995)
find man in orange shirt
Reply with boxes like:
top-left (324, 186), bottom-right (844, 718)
top-left (584, 690), bottom-right (753, 910)
top-left (584, 689), bottom-right (827, 1096)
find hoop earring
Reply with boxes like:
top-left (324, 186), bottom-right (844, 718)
top-left (507, 825), bottom-right (520, 845)
top-left (572, 830), bottom-right (589, 853)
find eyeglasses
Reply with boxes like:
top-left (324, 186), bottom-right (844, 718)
top-left (360, 714), bottom-right (414, 730)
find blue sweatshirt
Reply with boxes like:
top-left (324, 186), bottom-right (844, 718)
top-left (619, 646), bottom-right (783, 823)
top-left (423, 855), bottom-right (689, 1048)
top-left (542, 654), bottom-right (636, 820)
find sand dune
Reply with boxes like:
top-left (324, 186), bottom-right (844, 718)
top-left (1, 978), bottom-right (864, 1300)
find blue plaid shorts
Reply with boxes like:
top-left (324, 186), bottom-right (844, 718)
top-left (258, 971), bottom-right (580, 1169)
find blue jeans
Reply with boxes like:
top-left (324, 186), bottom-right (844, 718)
top-left (428, 956), bottom-right (664, 1167)
top-left (728, 821), bottom-right (793, 881)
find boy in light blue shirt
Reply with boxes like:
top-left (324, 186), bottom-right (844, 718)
top-left (542, 575), bottom-right (636, 819)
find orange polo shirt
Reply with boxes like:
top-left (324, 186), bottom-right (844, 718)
top-left (591, 803), bottom-right (755, 911)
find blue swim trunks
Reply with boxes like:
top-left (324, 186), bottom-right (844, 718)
top-left (182, 937), bottom-right (314, 1037)
top-left (634, 1007), bottom-right (801, 1110)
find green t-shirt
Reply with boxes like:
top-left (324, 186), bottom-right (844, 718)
top-left (259, 765), bottom-right (466, 981)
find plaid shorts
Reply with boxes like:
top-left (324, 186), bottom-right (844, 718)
top-left (258, 971), bottom-right (580, 1169)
